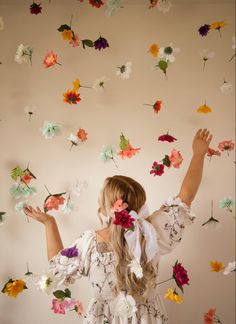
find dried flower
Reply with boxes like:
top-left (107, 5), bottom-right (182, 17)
top-left (116, 62), bottom-right (132, 80)
top-left (118, 133), bottom-right (140, 159)
top-left (94, 36), bottom-right (109, 50)
top-left (111, 199), bottom-right (128, 213)
top-left (172, 261), bottom-right (190, 293)
top-left (100, 145), bottom-right (118, 167)
top-left (207, 148), bottom-right (221, 161)
top-left (143, 100), bottom-right (162, 114)
top-left (61, 246), bottom-right (78, 258)
top-left (210, 21), bottom-right (226, 37)
top-left (169, 149), bottom-right (183, 168)
top-left (36, 271), bottom-right (58, 295)
top-left (113, 209), bottom-right (136, 230)
top-left (44, 194), bottom-right (66, 212)
top-left (1, 279), bottom-right (27, 297)
top-left (30, 2), bottom-right (42, 15)
top-left (158, 132), bottom-right (177, 142)
top-left (204, 308), bottom-right (222, 324)
top-left (92, 76), bottom-right (109, 90)
top-left (198, 24), bottom-right (211, 37)
top-left (77, 128), bottom-right (88, 142)
top-left (210, 261), bottom-right (224, 273)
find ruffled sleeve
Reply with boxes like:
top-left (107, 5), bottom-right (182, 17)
top-left (148, 196), bottom-right (196, 255)
top-left (48, 230), bottom-right (95, 287)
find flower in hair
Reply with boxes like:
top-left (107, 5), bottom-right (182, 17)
top-left (111, 199), bottom-right (128, 213)
top-left (113, 209), bottom-right (136, 230)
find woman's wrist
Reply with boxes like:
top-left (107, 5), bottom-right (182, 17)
top-left (44, 215), bottom-right (55, 226)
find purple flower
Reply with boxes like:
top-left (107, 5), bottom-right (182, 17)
top-left (198, 24), bottom-right (210, 37)
top-left (61, 246), bottom-right (78, 258)
top-left (94, 36), bottom-right (109, 50)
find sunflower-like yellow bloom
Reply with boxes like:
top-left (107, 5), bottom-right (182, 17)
top-left (210, 21), bottom-right (226, 30)
top-left (61, 29), bottom-right (73, 41)
top-left (148, 43), bottom-right (159, 57)
top-left (210, 261), bottom-right (225, 272)
top-left (2, 279), bottom-right (27, 297)
top-left (197, 104), bottom-right (212, 114)
top-left (164, 288), bottom-right (183, 304)
top-left (73, 79), bottom-right (81, 92)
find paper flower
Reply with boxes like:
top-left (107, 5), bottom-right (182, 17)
top-left (14, 44), bottom-right (33, 65)
top-left (157, 0), bottom-right (172, 13)
top-left (63, 90), bottom-right (81, 104)
top-left (1, 278), bottom-right (27, 297)
top-left (43, 51), bottom-right (61, 68)
top-left (144, 100), bottom-right (162, 114)
top-left (94, 36), bottom-right (109, 50)
top-left (113, 209), bottom-right (136, 230)
top-left (198, 24), bottom-right (211, 37)
top-left (148, 43), bottom-right (159, 57)
top-left (200, 49), bottom-right (215, 71)
top-left (30, 2), bottom-right (42, 15)
top-left (219, 197), bottom-right (235, 213)
top-left (210, 21), bottom-right (226, 37)
top-left (118, 133), bottom-right (140, 159)
top-left (197, 103), bottom-right (212, 114)
top-left (15, 200), bottom-right (30, 222)
top-left (100, 145), bottom-right (118, 167)
top-left (223, 261), bottom-right (236, 275)
top-left (40, 121), bottom-right (62, 139)
top-left (158, 132), bottom-right (177, 142)
top-left (112, 292), bottom-right (137, 318)
top-left (128, 258), bottom-right (143, 279)
top-left (92, 76), bottom-right (109, 90)
top-left (207, 148), bottom-right (221, 161)
top-left (229, 36), bottom-right (236, 62)
top-left (150, 162), bottom-right (165, 176)
top-left (210, 261), bottom-right (224, 272)
top-left (0, 17), bottom-right (4, 30)
top-left (36, 271), bottom-right (58, 295)
top-left (164, 288), bottom-right (183, 304)
top-left (24, 105), bottom-right (37, 121)
top-left (220, 80), bottom-right (232, 94)
top-left (89, 0), bottom-right (104, 8)
top-left (0, 212), bottom-right (6, 226)
top-left (111, 199), bottom-right (128, 213)
top-left (61, 246), bottom-right (78, 258)
top-left (202, 201), bottom-right (221, 230)
top-left (204, 308), bottom-right (222, 324)
top-left (116, 62), bottom-right (132, 80)
top-left (218, 140), bottom-right (234, 156)
top-left (105, 0), bottom-right (123, 16)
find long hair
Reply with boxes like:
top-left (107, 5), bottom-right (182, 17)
top-left (98, 175), bottom-right (157, 300)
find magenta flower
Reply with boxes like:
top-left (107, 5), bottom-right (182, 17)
top-left (158, 133), bottom-right (177, 143)
top-left (150, 162), bottom-right (165, 176)
top-left (198, 24), bottom-right (210, 36)
top-left (30, 2), bottom-right (42, 15)
top-left (173, 261), bottom-right (190, 293)
top-left (94, 36), bottom-right (109, 50)
top-left (61, 246), bottom-right (78, 258)
top-left (113, 210), bottom-right (136, 230)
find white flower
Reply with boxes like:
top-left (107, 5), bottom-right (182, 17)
top-left (15, 200), bottom-right (29, 216)
top-left (128, 258), bottom-right (143, 279)
top-left (220, 80), bottom-right (233, 94)
top-left (105, 0), bottom-right (123, 16)
top-left (112, 292), bottom-right (137, 318)
top-left (158, 44), bottom-right (180, 63)
top-left (40, 121), bottom-right (62, 139)
top-left (92, 76), bottom-right (109, 91)
top-left (0, 17), bottom-right (4, 31)
top-left (14, 44), bottom-right (33, 64)
top-left (69, 180), bottom-right (88, 198)
top-left (68, 133), bottom-right (79, 146)
top-left (200, 49), bottom-right (215, 70)
top-left (0, 212), bottom-right (6, 226)
top-left (116, 62), bottom-right (132, 80)
top-left (232, 36), bottom-right (236, 50)
top-left (36, 271), bottom-right (58, 294)
top-left (24, 106), bottom-right (37, 121)
top-left (157, 0), bottom-right (172, 13)
top-left (223, 261), bottom-right (236, 275)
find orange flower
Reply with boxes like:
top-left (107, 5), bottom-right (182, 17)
top-left (2, 279), bottom-right (27, 297)
top-left (210, 261), bottom-right (224, 272)
top-left (197, 104), bottom-right (212, 114)
top-left (210, 21), bottom-right (226, 30)
top-left (118, 143), bottom-right (141, 159)
top-left (153, 100), bottom-right (162, 113)
top-left (63, 90), bottom-right (81, 104)
top-left (77, 128), bottom-right (88, 142)
top-left (61, 29), bottom-right (73, 41)
top-left (43, 51), bottom-right (58, 68)
top-left (148, 43), bottom-right (159, 57)
top-left (204, 308), bottom-right (216, 324)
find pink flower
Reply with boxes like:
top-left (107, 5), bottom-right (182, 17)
top-left (111, 199), bottom-right (128, 213)
top-left (43, 51), bottom-right (59, 68)
top-left (113, 210), bottom-right (136, 230)
top-left (150, 162), bottom-right (165, 176)
top-left (218, 140), bottom-right (234, 155)
top-left (172, 261), bottom-right (190, 293)
top-left (169, 149), bottom-right (183, 168)
top-left (44, 195), bottom-right (65, 211)
top-left (74, 300), bottom-right (84, 315)
top-left (69, 33), bottom-right (79, 47)
top-left (207, 148), bottom-right (221, 158)
top-left (51, 299), bottom-right (66, 314)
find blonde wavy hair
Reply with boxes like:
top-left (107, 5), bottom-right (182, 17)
top-left (98, 175), bottom-right (157, 300)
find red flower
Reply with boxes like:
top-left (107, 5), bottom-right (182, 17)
top-left (63, 91), bottom-right (81, 104)
top-left (207, 148), bottom-right (221, 158)
top-left (113, 210), bottom-right (136, 230)
top-left (30, 2), bottom-right (42, 15)
top-left (172, 261), bottom-right (190, 293)
top-left (153, 100), bottom-right (162, 113)
top-left (88, 0), bottom-right (104, 8)
top-left (218, 140), bottom-right (234, 153)
top-left (150, 162), bottom-right (165, 176)
top-left (44, 195), bottom-right (65, 212)
top-left (158, 133), bottom-right (177, 143)
top-left (204, 308), bottom-right (216, 324)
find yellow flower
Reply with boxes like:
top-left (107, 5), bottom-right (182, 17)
top-left (210, 261), bottom-right (225, 272)
top-left (210, 21), bottom-right (226, 30)
top-left (61, 29), bottom-right (73, 41)
top-left (73, 79), bottom-right (81, 92)
top-left (2, 279), bottom-right (27, 297)
top-left (164, 288), bottom-right (183, 304)
top-left (148, 43), bottom-right (159, 57)
top-left (197, 104), bottom-right (212, 114)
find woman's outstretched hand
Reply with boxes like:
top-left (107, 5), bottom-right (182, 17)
top-left (192, 128), bottom-right (213, 156)
top-left (23, 205), bottom-right (53, 225)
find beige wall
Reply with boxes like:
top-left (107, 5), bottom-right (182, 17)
top-left (0, 1), bottom-right (235, 323)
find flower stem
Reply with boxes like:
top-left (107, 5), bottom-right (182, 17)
top-left (81, 85), bottom-right (93, 89)
top-left (112, 157), bottom-right (118, 168)
top-left (157, 277), bottom-right (173, 285)
top-left (143, 104), bottom-right (153, 107)
top-left (228, 53), bottom-right (236, 62)
top-left (69, 15), bottom-right (73, 28)
top-left (56, 61), bottom-right (62, 66)
top-left (44, 185), bottom-right (51, 195)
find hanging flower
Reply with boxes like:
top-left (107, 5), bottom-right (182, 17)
top-left (169, 149), bottom-right (183, 168)
top-left (14, 44), bottom-right (33, 65)
top-left (43, 51), bottom-right (61, 68)
top-left (68, 134), bottom-right (79, 149)
top-left (111, 199), bottom-right (128, 213)
top-left (118, 133), bottom-right (140, 159)
top-left (229, 36), bottom-right (236, 62)
top-left (198, 24), bottom-right (211, 37)
top-left (158, 132), bottom-right (177, 142)
top-left (77, 128), bottom-right (88, 142)
top-left (113, 209), bottom-right (136, 230)
top-left (89, 0), bottom-right (104, 8)
top-left (164, 288), bottom-right (183, 304)
top-left (69, 180), bottom-right (88, 198)
top-left (218, 197), bottom-right (235, 213)
top-left (210, 21), bottom-right (226, 37)
top-left (61, 29), bottom-right (73, 41)
top-left (15, 200), bottom-right (30, 222)
top-left (155, 43), bottom-right (180, 79)
top-left (36, 271), bottom-right (58, 295)
top-left (210, 261), bottom-right (224, 273)
top-left (202, 200), bottom-right (221, 230)
top-left (112, 292), bottom-right (137, 318)
top-left (94, 36), bottom-right (109, 50)
top-left (172, 261), bottom-right (190, 293)
top-left (92, 76), bottom-right (109, 90)
top-left (44, 193), bottom-right (66, 212)
top-left (0, 212), bottom-right (6, 226)
top-left (197, 103), bottom-right (212, 114)
top-left (1, 278), bottom-right (27, 297)
top-left (57, 18), bottom-right (79, 48)
top-left (30, 2), bottom-right (42, 15)
top-left (40, 121), bottom-right (62, 139)
top-left (204, 308), bottom-right (223, 324)
top-left (200, 49), bottom-right (215, 71)
top-left (105, 0), bottom-right (123, 16)
top-left (223, 261), bottom-right (236, 275)
top-left (143, 100), bottom-right (162, 114)
top-left (100, 145), bottom-right (118, 167)
top-left (148, 0), bottom-right (158, 9)
top-left (0, 17), bottom-right (4, 31)
top-left (73, 300), bottom-right (84, 315)
top-left (220, 80), bottom-right (232, 94)
top-left (63, 90), bottom-right (81, 104)
top-left (218, 140), bottom-right (234, 156)
top-left (9, 183), bottom-right (37, 199)
top-left (128, 258), bottom-right (143, 279)
top-left (148, 43), bottom-right (159, 57)
top-left (60, 195), bottom-right (76, 214)
top-left (157, 0), bottom-right (172, 13)
top-left (207, 148), bottom-right (221, 161)
top-left (150, 162), bottom-right (165, 176)
top-left (116, 62), bottom-right (132, 80)
top-left (69, 33), bottom-right (79, 47)
top-left (61, 246), bottom-right (78, 258)
top-left (24, 105), bottom-right (37, 121)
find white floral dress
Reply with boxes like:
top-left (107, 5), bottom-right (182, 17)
top-left (48, 196), bottom-right (195, 324)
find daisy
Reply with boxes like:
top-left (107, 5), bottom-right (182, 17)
top-left (199, 49), bottom-right (215, 71)
top-left (116, 62), bottom-right (132, 80)
top-left (92, 76), bottom-right (109, 91)
top-left (15, 44), bottom-right (33, 65)
top-left (158, 44), bottom-right (180, 63)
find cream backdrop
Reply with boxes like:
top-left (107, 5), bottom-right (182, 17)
top-left (0, 0), bottom-right (235, 323)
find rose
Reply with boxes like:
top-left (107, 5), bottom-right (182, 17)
top-left (113, 210), bottom-right (136, 230)
top-left (173, 261), bottom-right (189, 292)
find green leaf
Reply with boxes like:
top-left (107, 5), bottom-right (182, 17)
top-left (11, 166), bottom-right (24, 181)
top-left (162, 155), bottom-right (171, 167)
top-left (81, 39), bottom-right (94, 49)
top-left (157, 60), bottom-right (168, 72)
top-left (64, 288), bottom-right (71, 298)
top-left (119, 133), bottom-right (129, 150)
top-left (53, 290), bottom-right (66, 299)
top-left (57, 24), bottom-right (71, 32)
